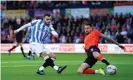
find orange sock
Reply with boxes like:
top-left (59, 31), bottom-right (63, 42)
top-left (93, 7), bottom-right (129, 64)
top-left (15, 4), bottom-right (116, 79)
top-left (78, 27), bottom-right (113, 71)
top-left (97, 55), bottom-right (105, 61)
top-left (83, 69), bottom-right (95, 74)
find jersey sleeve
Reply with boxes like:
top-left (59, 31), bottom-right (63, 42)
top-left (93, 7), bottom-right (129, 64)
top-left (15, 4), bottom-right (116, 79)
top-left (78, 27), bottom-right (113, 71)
top-left (95, 30), bottom-right (101, 36)
top-left (50, 25), bottom-right (58, 35)
top-left (16, 22), bottom-right (32, 33)
top-left (31, 20), bottom-right (38, 26)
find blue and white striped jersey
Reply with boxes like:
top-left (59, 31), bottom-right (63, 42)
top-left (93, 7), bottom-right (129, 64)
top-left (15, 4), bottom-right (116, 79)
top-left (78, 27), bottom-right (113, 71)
top-left (26, 27), bottom-right (31, 43)
top-left (28, 19), bottom-right (57, 43)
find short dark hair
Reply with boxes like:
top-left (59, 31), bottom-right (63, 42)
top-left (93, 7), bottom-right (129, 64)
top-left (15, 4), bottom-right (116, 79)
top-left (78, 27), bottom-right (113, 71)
top-left (44, 14), bottom-right (51, 17)
top-left (83, 20), bottom-right (92, 27)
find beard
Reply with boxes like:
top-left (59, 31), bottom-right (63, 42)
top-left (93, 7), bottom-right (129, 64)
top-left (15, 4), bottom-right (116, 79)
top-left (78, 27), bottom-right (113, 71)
top-left (85, 32), bottom-right (89, 35)
top-left (45, 22), bottom-right (50, 25)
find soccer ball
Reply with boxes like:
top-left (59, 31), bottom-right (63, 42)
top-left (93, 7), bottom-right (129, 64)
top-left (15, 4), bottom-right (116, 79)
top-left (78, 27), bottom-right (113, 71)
top-left (106, 65), bottom-right (117, 75)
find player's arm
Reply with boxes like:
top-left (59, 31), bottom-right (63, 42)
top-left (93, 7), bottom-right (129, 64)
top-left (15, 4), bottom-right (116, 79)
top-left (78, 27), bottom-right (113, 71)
top-left (50, 26), bottom-right (58, 38)
top-left (14, 22), bottom-right (31, 33)
top-left (100, 33), bottom-right (125, 49)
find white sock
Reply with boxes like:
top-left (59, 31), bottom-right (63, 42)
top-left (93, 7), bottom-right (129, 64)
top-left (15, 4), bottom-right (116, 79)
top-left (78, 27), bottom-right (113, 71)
top-left (44, 56), bottom-right (49, 60)
top-left (39, 66), bottom-right (44, 71)
top-left (53, 65), bottom-right (59, 71)
top-left (51, 58), bottom-right (56, 61)
top-left (95, 70), bottom-right (98, 73)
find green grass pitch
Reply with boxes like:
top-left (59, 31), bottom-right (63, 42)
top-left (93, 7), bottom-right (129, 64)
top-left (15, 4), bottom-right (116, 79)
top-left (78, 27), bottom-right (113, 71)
top-left (1, 53), bottom-right (133, 80)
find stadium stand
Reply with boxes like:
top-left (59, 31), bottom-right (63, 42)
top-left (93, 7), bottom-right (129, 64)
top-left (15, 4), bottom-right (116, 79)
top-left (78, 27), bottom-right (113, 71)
top-left (1, 1), bottom-right (133, 43)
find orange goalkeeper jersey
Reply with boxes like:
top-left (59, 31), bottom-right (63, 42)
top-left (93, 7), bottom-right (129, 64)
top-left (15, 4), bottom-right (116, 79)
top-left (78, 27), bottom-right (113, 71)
top-left (84, 30), bottom-right (101, 50)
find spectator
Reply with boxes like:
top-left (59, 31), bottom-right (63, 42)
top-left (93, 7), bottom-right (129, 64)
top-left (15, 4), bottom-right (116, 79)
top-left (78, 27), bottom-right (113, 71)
top-left (59, 34), bottom-right (66, 43)
top-left (1, 12), bottom-right (133, 44)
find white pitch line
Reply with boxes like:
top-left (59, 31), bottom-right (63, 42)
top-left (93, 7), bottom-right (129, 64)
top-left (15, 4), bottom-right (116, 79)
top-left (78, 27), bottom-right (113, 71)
top-left (2, 65), bottom-right (39, 67)
top-left (1, 61), bottom-right (133, 64)
top-left (1, 61), bottom-right (82, 64)
top-left (1, 62), bottom-right (133, 68)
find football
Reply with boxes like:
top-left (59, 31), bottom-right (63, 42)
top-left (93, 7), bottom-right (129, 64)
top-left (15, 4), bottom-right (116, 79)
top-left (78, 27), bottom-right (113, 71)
top-left (106, 65), bottom-right (117, 75)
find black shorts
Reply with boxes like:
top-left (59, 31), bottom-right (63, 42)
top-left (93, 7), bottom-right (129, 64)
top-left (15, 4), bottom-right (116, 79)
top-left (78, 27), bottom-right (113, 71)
top-left (16, 34), bottom-right (23, 43)
top-left (83, 45), bottom-right (101, 68)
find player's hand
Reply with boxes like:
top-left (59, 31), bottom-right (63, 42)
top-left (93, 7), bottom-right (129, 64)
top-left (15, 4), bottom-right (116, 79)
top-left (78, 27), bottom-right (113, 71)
top-left (14, 30), bottom-right (18, 34)
top-left (119, 45), bottom-right (125, 50)
top-left (53, 35), bottom-right (58, 38)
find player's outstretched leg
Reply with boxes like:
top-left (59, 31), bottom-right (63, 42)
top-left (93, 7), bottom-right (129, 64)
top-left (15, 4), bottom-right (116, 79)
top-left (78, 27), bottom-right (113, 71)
top-left (37, 61), bottom-right (48, 75)
top-left (20, 47), bottom-right (27, 58)
top-left (19, 43), bottom-right (27, 59)
top-left (27, 50), bottom-right (32, 60)
top-left (57, 65), bottom-right (67, 74)
top-left (41, 56), bottom-right (67, 74)
top-left (27, 51), bottom-right (35, 60)
top-left (32, 52), bottom-right (35, 60)
top-left (96, 55), bottom-right (110, 66)
top-left (77, 63), bottom-right (105, 75)
top-left (92, 52), bottom-right (110, 66)
top-left (48, 52), bottom-right (67, 74)
top-left (8, 46), bottom-right (17, 55)
top-left (83, 68), bottom-right (105, 75)
top-left (37, 52), bottom-right (67, 75)
top-left (37, 55), bottom-right (50, 75)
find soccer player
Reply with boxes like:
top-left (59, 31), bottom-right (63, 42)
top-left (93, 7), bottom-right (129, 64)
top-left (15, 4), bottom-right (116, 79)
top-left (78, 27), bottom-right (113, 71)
top-left (77, 22), bottom-right (125, 75)
top-left (23, 27), bottom-right (35, 60)
top-left (8, 18), bottom-right (27, 59)
top-left (14, 14), bottom-right (67, 75)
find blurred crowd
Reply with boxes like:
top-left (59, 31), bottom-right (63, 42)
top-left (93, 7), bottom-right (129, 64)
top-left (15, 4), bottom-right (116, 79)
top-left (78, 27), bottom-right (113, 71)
top-left (2, 1), bottom-right (114, 10)
top-left (55, 13), bottom-right (133, 43)
top-left (1, 13), bottom-right (133, 43)
top-left (2, 1), bottom-right (83, 10)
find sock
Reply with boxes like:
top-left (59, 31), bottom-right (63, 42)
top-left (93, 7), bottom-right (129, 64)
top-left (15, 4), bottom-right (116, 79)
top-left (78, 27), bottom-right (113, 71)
top-left (46, 58), bottom-right (55, 67)
top-left (44, 56), bottom-right (49, 60)
top-left (9, 46), bottom-right (17, 52)
top-left (95, 70), bottom-right (99, 73)
top-left (53, 65), bottom-right (59, 71)
top-left (39, 66), bottom-right (44, 71)
top-left (41, 60), bottom-right (58, 71)
top-left (51, 58), bottom-right (56, 62)
top-left (42, 62), bottom-right (49, 68)
top-left (43, 56), bottom-right (58, 71)
top-left (20, 47), bottom-right (26, 57)
top-left (83, 68), bottom-right (95, 74)
top-left (101, 59), bottom-right (110, 66)
top-left (44, 56), bottom-right (54, 67)
top-left (50, 58), bottom-right (58, 70)
top-left (39, 56), bottom-right (50, 71)
top-left (28, 51), bottom-right (31, 56)
top-left (97, 55), bottom-right (105, 61)
top-left (97, 55), bottom-right (110, 65)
